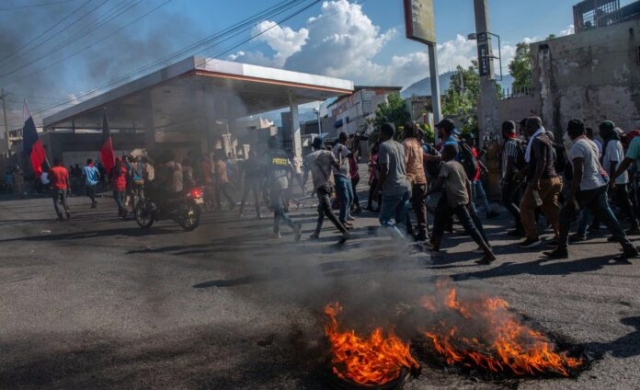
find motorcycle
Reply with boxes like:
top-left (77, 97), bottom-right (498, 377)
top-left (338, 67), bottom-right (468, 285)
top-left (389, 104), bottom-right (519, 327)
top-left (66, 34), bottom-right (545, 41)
top-left (134, 187), bottom-right (204, 231)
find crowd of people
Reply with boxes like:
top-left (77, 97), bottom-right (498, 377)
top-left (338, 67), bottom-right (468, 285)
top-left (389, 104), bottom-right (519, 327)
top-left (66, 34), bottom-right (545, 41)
top-left (11, 115), bottom-right (640, 265)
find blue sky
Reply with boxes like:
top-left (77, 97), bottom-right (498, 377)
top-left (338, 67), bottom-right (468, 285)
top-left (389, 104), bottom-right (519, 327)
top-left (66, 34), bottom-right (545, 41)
top-left (0, 0), bottom-right (632, 125)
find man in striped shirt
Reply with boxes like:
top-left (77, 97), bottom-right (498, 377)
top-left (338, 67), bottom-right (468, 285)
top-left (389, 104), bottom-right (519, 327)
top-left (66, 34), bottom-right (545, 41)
top-left (501, 120), bottom-right (524, 237)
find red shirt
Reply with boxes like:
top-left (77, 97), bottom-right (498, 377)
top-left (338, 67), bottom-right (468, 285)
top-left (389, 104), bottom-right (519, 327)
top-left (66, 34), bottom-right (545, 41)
top-left (49, 166), bottom-right (69, 190)
top-left (111, 165), bottom-right (127, 192)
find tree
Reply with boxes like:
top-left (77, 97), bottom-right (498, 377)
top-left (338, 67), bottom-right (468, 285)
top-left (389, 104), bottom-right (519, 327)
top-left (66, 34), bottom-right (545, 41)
top-left (441, 65), bottom-right (480, 134)
top-left (508, 42), bottom-right (533, 92)
top-left (370, 92), bottom-right (411, 142)
top-left (374, 92), bottom-right (410, 129)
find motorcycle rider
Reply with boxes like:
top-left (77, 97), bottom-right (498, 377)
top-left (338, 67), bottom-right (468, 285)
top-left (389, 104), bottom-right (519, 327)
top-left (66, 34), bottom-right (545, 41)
top-left (150, 151), bottom-right (183, 209)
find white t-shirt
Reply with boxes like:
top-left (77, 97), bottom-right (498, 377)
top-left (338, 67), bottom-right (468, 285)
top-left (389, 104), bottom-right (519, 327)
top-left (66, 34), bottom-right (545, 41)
top-left (570, 138), bottom-right (606, 191)
top-left (603, 139), bottom-right (628, 185)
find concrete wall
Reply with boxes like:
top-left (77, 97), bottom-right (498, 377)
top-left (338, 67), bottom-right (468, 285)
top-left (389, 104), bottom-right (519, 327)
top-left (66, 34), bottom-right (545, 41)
top-left (531, 19), bottom-right (640, 139)
top-left (497, 95), bottom-right (539, 125)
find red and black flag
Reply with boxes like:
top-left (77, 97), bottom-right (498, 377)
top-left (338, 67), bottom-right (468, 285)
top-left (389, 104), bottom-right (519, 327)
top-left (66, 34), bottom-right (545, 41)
top-left (100, 109), bottom-right (115, 175)
top-left (22, 100), bottom-right (47, 176)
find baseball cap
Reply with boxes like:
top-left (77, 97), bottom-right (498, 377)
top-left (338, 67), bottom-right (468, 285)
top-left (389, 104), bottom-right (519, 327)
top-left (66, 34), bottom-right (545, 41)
top-left (599, 120), bottom-right (615, 131)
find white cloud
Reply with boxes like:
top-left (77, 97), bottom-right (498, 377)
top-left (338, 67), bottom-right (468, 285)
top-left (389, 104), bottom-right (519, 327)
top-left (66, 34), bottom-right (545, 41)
top-left (226, 0), bottom-right (577, 88)
top-left (560, 24), bottom-right (575, 36)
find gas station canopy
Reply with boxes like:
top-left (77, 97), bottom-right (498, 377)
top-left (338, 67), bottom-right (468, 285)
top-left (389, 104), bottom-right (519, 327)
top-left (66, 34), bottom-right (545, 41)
top-left (43, 56), bottom-right (354, 132)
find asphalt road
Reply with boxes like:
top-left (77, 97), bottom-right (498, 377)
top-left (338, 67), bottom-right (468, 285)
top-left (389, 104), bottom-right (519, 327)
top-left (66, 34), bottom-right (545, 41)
top-left (0, 190), bottom-right (639, 390)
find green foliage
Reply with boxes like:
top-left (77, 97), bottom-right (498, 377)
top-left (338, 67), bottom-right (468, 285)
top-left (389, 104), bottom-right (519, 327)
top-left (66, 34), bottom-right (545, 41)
top-left (370, 92), bottom-right (411, 143)
top-left (441, 65), bottom-right (479, 134)
top-left (508, 42), bottom-right (533, 91)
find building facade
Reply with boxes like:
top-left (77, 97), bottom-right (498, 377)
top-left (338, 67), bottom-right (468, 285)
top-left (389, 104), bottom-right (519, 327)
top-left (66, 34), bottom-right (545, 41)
top-left (531, 17), bottom-right (640, 138)
top-left (327, 86), bottom-right (402, 136)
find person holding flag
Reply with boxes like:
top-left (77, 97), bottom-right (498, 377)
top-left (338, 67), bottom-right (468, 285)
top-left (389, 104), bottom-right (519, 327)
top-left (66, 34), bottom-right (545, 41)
top-left (100, 110), bottom-right (115, 178)
top-left (22, 100), bottom-right (48, 177)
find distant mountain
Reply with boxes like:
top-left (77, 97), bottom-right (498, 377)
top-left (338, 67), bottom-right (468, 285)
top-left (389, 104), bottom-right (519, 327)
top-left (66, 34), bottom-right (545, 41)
top-left (401, 72), bottom-right (515, 98)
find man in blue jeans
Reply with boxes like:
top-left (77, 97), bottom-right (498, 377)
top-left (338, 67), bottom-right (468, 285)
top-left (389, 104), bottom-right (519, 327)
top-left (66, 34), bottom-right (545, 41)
top-left (375, 123), bottom-right (412, 238)
top-left (332, 132), bottom-right (354, 228)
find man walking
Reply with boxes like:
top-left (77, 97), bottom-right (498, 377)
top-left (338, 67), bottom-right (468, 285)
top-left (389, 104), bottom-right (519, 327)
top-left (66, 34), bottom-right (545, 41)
top-left (239, 149), bottom-right (263, 219)
top-left (333, 132), bottom-right (354, 228)
top-left (545, 119), bottom-right (639, 260)
top-left (375, 123), bottom-right (412, 237)
top-left (518, 117), bottom-right (562, 248)
top-left (303, 137), bottom-right (350, 243)
top-left (427, 144), bottom-right (496, 264)
top-left (83, 158), bottom-right (100, 208)
top-left (49, 159), bottom-right (71, 221)
top-left (402, 122), bottom-right (429, 242)
top-left (214, 151), bottom-right (235, 211)
top-left (599, 120), bottom-right (640, 235)
top-left (265, 137), bottom-right (302, 241)
top-left (501, 120), bottom-right (525, 236)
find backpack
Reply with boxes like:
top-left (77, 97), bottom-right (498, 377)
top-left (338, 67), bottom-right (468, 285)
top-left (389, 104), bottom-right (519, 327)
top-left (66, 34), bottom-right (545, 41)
top-left (422, 143), bottom-right (442, 178)
top-left (458, 141), bottom-right (479, 180)
top-left (513, 139), bottom-right (527, 170)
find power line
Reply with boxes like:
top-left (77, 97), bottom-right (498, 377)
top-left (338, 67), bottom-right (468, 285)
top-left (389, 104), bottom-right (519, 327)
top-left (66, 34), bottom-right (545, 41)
top-left (0, 0), bottom-right (81, 12)
top-left (0, 0), bottom-right (101, 69)
top-left (0, 0), bottom-right (112, 76)
top-left (25, 0), bottom-right (313, 117)
top-left (0, 0), bottom-right (143, 80)
top-left (214, 0), bottom-right (321, 59)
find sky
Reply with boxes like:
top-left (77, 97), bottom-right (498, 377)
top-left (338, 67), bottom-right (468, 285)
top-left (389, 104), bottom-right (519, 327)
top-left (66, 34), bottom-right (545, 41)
top-left (0, 0), bottom-right (630, 127)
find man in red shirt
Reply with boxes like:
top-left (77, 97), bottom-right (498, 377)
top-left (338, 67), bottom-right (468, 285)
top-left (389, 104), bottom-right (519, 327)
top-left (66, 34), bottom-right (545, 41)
top-left (49, 158), bottom-right (71, 220)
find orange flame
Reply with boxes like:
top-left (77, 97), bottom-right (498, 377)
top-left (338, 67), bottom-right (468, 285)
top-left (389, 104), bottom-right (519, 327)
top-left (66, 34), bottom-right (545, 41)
top-left (421, 281), bottom-right (583, 377)
top-left (324, 303), bottom-right (420, 386)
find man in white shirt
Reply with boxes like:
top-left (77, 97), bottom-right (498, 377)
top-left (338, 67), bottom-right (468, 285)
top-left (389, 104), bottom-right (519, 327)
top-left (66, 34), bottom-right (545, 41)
top-left (600, 120), bottom-right (640, 235)
top-left (544, 119), bottom-right (638, 260)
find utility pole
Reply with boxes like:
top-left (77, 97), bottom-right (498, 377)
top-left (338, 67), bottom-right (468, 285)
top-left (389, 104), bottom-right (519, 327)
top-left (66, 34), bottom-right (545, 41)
top-left (473, 0), bottom-right (499, 149)
top-left (427, 44), bottom-right (442, 139)
top-left (0, 89), bottom-right (9, 156)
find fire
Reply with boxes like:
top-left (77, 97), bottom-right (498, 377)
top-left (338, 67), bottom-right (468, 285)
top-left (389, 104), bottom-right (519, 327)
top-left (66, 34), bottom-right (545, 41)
top-left (324, 303), bottom-right (420, 386)
top-left (420, 281), bottom-right (583, 377)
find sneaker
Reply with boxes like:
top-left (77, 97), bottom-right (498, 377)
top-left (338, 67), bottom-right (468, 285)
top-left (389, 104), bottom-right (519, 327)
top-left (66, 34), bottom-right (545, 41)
top-left (519, 237), bottom-right (541, 248)
top-left (91, 202), bottom-right (97, 209)
top-left (607, 236), bottom-right (620, 243)
top-left (569, 233), bottom-right (587, 242)
top-left (475, 255), bottom-right (496, 265)
top-left (543, 248), bottom-right (569, 259)
top-left (309, 233), bottom-right (320, 240)
top-left (487, 211), bottom-right (500, 219)
top-left (347, 216), bottom-right (356, 222)
top-left (615, 247), bottom-right (639, 261)
top-left (272, 232), bottom-right (281, 239)
top-left (338, 232), bottom-right (350, 244)
top-left (293, 223), bottom-right (302, 242)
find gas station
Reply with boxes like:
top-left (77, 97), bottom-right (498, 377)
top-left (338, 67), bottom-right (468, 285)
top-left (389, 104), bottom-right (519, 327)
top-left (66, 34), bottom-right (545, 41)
top-left (42, 56), bottom-right (354, 162)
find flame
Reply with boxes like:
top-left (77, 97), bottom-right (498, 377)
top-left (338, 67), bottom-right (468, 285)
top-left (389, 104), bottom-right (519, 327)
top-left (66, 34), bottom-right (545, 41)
top-left (324, 303), bottom-right (420, 386)
top-left (420, 281), bottom-right (583, 377)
